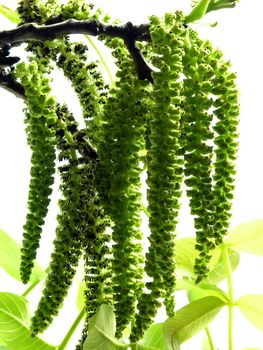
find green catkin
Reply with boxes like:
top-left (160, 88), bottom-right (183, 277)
top-left (181, 30), bottom-right (216, 282)
top-left (211, 56), bottom-right (239, 242)
top-left (96, 37), bottom-right (148, 337)
top-left (132, 12), bottom-right (186, 341)
top-left (15, 60), bottom-right (56, 284)
top-left (17, 0), bottom-right (114, 339)
top-left (50, 39), bottom-right (108, 148)
top-left (30, 104), bottom-right (103, 335)
top-left (181, 29), bottom-right (239, 281)
top-left (30, 105), bottom-right (79, 335)
top-left (17, 0), bottom-right (60, 24)
top-left (15, 0), bottom-right (240, 345)
top-left (77, 200), bottom-right (112, 348)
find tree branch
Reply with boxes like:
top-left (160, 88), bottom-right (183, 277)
top-left (0, 19), bottom-right (152, 82)
top-left (0, 70), bottom-right (25, 100)
top-left (0, 19), bottom-right (151, 45)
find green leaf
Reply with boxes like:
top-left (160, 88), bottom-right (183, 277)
top-left (176, 279), bottom-right (228, 303)
top-left (206, 0), bottom-right (238, 13)
top-left (0, 336), bottom-right (8, 349)
top-left (0, 337), bottom-right (7, 346)
top-left (228, 220), bottom-right (263, 255)
top-left (164, 296), bottom-right (226, 347)
top-left (0, 292), bottom-right (56, 350)
top-left (185, 0), bottom-right (211, 23)
top-left (0, 228), bottom-right (46, 284)
top-left (205, 248), bottom-right (240, 285)
top-left (175, 238), bottom-right (220, 278)
top-left (137, 323), bottom-right (168, 350)
top-left (187, 283), bottom-right (229, 303)
top-left (0, 5), bottom-right (20, 24)
top-left (236, 294), bottom-right (263, 331)
top-left (83, 304), bottom-right (127, 350)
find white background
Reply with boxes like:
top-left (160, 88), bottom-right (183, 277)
top-left (1, 0), bottom-right (263, 349)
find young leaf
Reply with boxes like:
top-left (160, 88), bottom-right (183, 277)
top-left (185, 0), bottom-right (211, 23)
top-left (0, 335), bottom-right (8, 348)
top-left (187, 283), bottom-right (229, 303)
top-left (0, 228), bottom-right (46, 284)
top-left (164, 296), bottom-right (226, 346)
top-left (0, 292), bottom-right (56, 350)
top-left (175, 238), bottom-right (220, 278)
top-left (236, 294), bottom-right (263, 331)
top-left (204, 248), bottom-right (240, 285)
top-left (137, 323), bottom-right (168, 350)
top-left (0, 5), bottom-right (20, 24)
top-left (228, 220), bottom-right (263, 255)
top-left (83, 304), bottom-right (127, 350)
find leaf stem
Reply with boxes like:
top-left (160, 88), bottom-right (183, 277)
top-left (22, 267), bottom-right (49, 297)
top-left (205, 327), bottom-right (215, 350)
top-left (221, 243), bottom-right (234, 350)
top-left (85, 35), bottom-right (115, 87)
top-left (21, 280), bottom-right (40, 297)
top-left (58, 307), bottom-right (86, 350)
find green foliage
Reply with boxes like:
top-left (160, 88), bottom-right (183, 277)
top-left (185, 0), bottom-right (211, 23)
top-left (236, 295), bottom-right (263, 331)
top-left (228, 220), bottom-right (263, 255)
top-left (205, 248), bottom-right (240, 285)
top-left (83, 306), bottom-right (169, 350)
top-left (83, 304), bottom-right (126, 350)
top-left (187, 283), bottom-right (228, 303)
top-left (174, 238), bottom-right (221, 278)
top-left (188, 0), bottom-right (239, 21)
top-left (0, 4), bottom-right (20, 23)
top-left (164, 296), bottom-right (226, 346)
top-left (137, 323), bottom-right (168, 350)
top-left (0, 292), bottom-right (56, 350)
top-left (0, 228), bottom-right (45, 284)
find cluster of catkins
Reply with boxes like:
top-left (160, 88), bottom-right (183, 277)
top-left (14, 0), bottom-right (239, 347)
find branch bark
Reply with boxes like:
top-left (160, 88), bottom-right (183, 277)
top-left (0, 70), bottom-right (25, 100)
top-left (0, 19), bottom-right (153, 83)
top-left (0, 19), bottom-right (151, 45)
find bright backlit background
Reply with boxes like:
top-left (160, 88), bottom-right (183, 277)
top-left (1, 0), bottom-right (263, 349)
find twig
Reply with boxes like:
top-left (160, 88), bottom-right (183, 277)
top-left (0, 19), bottom-right (153, 82)
top-left (0, 70), bottom-right (25, 100)
top-left (0, 19), bottom-right (151, 45)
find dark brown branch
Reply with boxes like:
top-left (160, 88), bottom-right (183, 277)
top-left (123, 22), bottom-right (153, 83)
top-left (0, 19), bottom-right (151, 45)
top-left (0, 71), bottom-right (25, 100)
top-left (0, 19), bottom-right (152, 82)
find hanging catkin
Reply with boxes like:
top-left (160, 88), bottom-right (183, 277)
top-left (15, 60), bottom-right (56, 284)
top-left (95, 36), bottom-right (149, 337)
top-left (181, 29), bottom-right (216, 281)
top-left (13, 0), bottom-right (240, 345)
top-left (132, 12), bottom-right (186, 341)
top-left (181, 28), bottom-right (239, 281)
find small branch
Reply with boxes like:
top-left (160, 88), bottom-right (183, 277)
top-left (123, 22), bottom-right (153, 83)
top-left (0, 70), bottom-right (25, 99)
top-left (0, 19), bottom-right (153, 82)
top-left (0, 20), bottom-right (151, 45)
